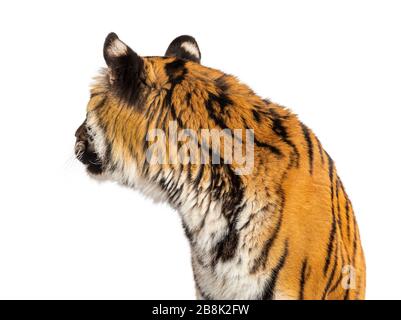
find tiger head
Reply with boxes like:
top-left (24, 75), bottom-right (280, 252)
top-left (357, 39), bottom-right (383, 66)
top-left (75, 33), bottom-right (257, 202)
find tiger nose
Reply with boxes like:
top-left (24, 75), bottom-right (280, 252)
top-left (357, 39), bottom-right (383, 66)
top-left (75, 121), bottom-right (87, 140)
top-left (75, 121), bottom-right (88, 158)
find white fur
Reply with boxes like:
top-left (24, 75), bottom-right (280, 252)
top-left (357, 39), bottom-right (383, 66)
top-left (87, 110), bottom-right (285, 300)
top-left (107, 39), bottom-right (127, 57)
top-left (86, 113), bottom-right (108, 161)
top-left (181, 42), bottom-right (200, 59)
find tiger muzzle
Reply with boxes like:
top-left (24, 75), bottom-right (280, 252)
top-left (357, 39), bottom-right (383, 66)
top-left (74, 121), bottom-right (103, 174)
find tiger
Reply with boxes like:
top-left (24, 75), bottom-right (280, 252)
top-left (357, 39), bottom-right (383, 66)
top-left (74, 32), bottom-right (366, 300)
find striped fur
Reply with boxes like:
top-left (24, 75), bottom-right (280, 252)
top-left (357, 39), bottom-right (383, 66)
top-left (75, 33), bottom-right (366, 299)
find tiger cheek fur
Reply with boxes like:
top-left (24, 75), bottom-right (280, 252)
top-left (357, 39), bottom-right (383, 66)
top-left (75, 33), bottom-right (366, 300)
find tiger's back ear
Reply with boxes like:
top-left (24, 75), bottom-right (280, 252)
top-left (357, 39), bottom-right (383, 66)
top-left (103, 33), bottom-right (144, 103)
top-left (165, 35), bottom-right (201, 63)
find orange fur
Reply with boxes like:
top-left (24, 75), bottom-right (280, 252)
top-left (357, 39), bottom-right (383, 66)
top-left (80, 37), bottom-right (365, 299)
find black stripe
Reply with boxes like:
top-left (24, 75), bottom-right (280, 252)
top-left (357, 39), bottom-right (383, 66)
top-left (335, 178), bottom-right (343, 235)
top-left (215, 75), bottom-right (230, 92)
top-left (322, 241), bottom-right (339, 299)
top-left (154, 98), bottom-right (169, 130)
top-left (351, 215), bottom-right (358, 266)
top-left (329, 245), bottom-right (344, 295)
top-left (338, 212), bottom-right (352, 300)
top-left (299, 258), bottom-right (309, 300)
top-left (342, 252), bottom-right (351, 300)
top-left (323, 155), bottom-right (337, 276)
top-left (238, 204), bottom-right (269, 232)
top-left (185, 92), bottom-right (194, 112)
top-left (204, 95), bottom-right (282, 157)
top-left (346, 213), bottom-right (359, 300)
top-left (251, 196), bottom-right (285, 274)
top-left (211, 165), bottom-right (245, 265)
top-left (343, 288), bottom-right (350, 300)
top-left (165, 59), bottom-right (187, 81)
top-left (338, 178), bottom-right (352, 243)
top-left (329, 272), bottom-right (343, 295)
top-left (102, 141), bottom-right (112, 170)
top-left (252, 109), bottom-right (261, 122)
top-left (144, 91), bottom-right (162, 119)
top-left (214, 92), bottom-right (233, 112)
top-left (270, 111), bottom-right (300, 166)
top-left (263, 98), bottom-right (272, 105)
top-left (323, 212), bottom-right (336, 276)
top-left (192, 164), bottom-right (205, 188)
top-left (142, 95), bottom-right (165, 160)
top-left (261, 240), bottom-right (289, 300)
top-left (169, 167), bottom-right (185, 205)
top-left (345, 199), bottom-right (351, 242)
top-left (254, 139), bottom-right (283, 156)
top-left (164, 59), bottom-right (187, 107)
top-left (315, 136), bottom-right (325, 164)
top-left (90, 92), bottom-right (102, 99)
top-left (169, 100), bottom-right (185, 128)
top-left (301, 123), bottom-right (314, 174)
top-left (92, 97), bottom-right (107, 112)
top-left (213, 227), bottom-right (239, 264)
top-left (205, 95), bottom-right (229, 130)
top-left (322, 248), bottom-right (337, 300)
top-left (182, 222), bottom-right (194, 245)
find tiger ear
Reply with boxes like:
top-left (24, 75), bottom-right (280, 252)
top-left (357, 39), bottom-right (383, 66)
top-left (103, 32), bottom-right (143, 86)
top-left (165, 35), bottom-right (201, 63)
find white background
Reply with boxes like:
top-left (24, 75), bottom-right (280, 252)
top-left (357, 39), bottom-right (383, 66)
top-left (0, 0), bottom-right (400, 299)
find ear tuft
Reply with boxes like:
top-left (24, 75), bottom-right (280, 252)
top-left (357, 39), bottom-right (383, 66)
top-left (165, 35), bottom-right (201, 63)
